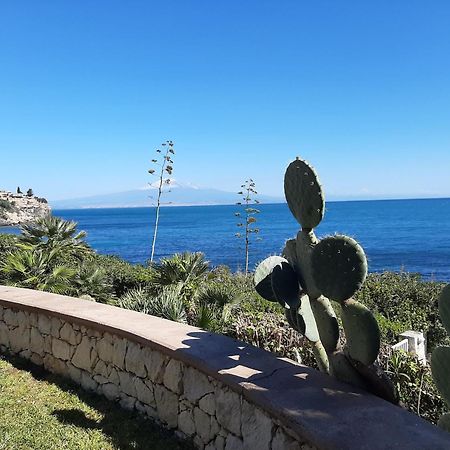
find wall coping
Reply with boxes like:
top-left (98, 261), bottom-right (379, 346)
top-left (0, 285), bottom-right (449, 450)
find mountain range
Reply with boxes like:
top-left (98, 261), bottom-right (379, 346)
top-left (50, 183), bottom-right (283, 209)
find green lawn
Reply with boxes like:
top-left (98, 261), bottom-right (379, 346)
top-left (0, 354), bottom-right (192, 450)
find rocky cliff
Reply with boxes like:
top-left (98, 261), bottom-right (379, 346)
top-left (0, 191), bottom-right (51, 226)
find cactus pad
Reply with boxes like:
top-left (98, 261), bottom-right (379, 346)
top-left (284, 158), bottom-right (324, 229)
top-left (311, 235), bottom-right (367, 302)
top-left (271, 259), bottom-right (300, 308)
top-left (254, 256), bottom-right (286, 302)
top-left (341, 300), bottom-right (380, 366)
top-left (432, 347), bottom-right (450, 408)
top-left (286, 296), bottom-right (320, 342)
top-left (439, 284), bottom-right (450, 336)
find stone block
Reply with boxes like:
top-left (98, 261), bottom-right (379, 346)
top-left (112, 337), bottom-right (127, 369)
top-left (102, 382), bottom-right (120, 401)
top-left (225, 435), bottom-right (244, 450)
top-left (97, 336), bottom-right (114, 363)
top-left (194, 407), bottom-right (216, 444)
top-left (0, 321), bottom-right (10, 347)
top-left (4, 309), bottom-right (18, 327)
top-left (271, 427), bottom-right (302, 450)
top-left (30, 352), bottom-right (43, 366)
top-left (143, 348), bottom-right (167, 383)
top-left (125, 341), bottom-right (146, 377)
top-left (80, 371), bottom-right (98, 392)
top-left (134, 377), bottom-right (155, 406)
top-left (178, 410), bottom-right (195, 436)
top-left (241, 402), bottom-right (273, 450)
top-left (154, 384), bottom-right (178, 428)
top-left (184, 367), bottom-right (213, 403)
top-left (67, 362), bottom-right (82, 384)
top-left (52, 338), bottom-right (73, 361)
top-left (37, 314), bottom-right (52, 334)
top-left (216, 387), bottom-right (242, 436)
top-left (43, 354), bottom-right (67, 376)
top-left (118, 370), bottom-right (137, 397)
top-left (17, 310), bottom-right (29, 328)
top-left (60, 322), bottom-right (78, 345)
top-left (199, 393), bottom-right (215, 415)
top-left (9, 326), bottom-right (30, 353)
top-left (71, 336), bottom-right (95, 371)
top-left (29, 327), bottom-right (45, 356)
top-left (119, 393), bottom-right (136, 411)
top-left (163, 359), bottom-right (183, 394)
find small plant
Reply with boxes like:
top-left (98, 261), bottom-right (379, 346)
top-left (254, 157), bottom-right (397, 403)
top-left (17, 187), bottom-right (22, 194)
top-left (148, 140), bottom-right (175, 263)
top-left (431, 284), bottom-right (450, 431)
top-left (235, 178), bottom-right (260, 274)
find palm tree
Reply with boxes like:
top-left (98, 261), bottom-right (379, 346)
top-left (19, 215), bottom-right (90, 259)
top-left (1, 248), bottom-right (77, 294)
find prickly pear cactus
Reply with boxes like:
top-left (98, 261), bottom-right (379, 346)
top-left (432, 285), bottom-right (450, 432)
top-left (254, 157), bottom-right (398, 404)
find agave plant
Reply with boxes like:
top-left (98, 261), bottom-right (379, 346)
top-left (19, 215), bottom-right (91, 260)
top-left (118, 285), bottom-right (186, 323)
top-left (1, 248), bottom-right (77, 294)
top-left (150, 252), bottom-right (209, 303)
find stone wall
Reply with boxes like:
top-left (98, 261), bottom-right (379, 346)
top-left (0, 286), bottom-right (449, 450)
top-left (0, 304), bottom-right (311, 450)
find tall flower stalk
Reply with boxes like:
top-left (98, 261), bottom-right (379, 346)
top-left (235, 179), bottom-right (260, 274)
top-left (148, 140), bottom-right (175, 263)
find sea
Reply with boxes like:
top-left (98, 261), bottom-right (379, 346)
top-left (1, 198), bottom-right (450, 281)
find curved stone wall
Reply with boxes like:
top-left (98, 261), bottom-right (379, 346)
top-left (0, 286), bottom-right (449, 450)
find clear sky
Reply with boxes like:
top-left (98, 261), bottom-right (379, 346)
top-left (1, 1), bottom-right (449, 201)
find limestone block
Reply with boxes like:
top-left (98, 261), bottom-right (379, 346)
top-left (134, 377), bottom-right (155, 406)
top-left (80, 371), bottom-right (98, 392)
top-left (241, 402), bottom-right (273, 450)
top-left (108, 367), bottom-right (120, 385)
top-left (93, 359), bottom-right (109, 378)
top-left (193, 435), bottom-right (205, 450)
top-left (4, 309), bottom-right (18, 327)
top-left (52, 338), bottom-right (73, 361)
top-left (50, 317), bottom-right (63, 338)
top-left (178, 410), bottom-right (195, 436)
top-left (60, 322), bottom-right (78, 345)
top-left (184, 367), bottom-right (213, 404)
top-left (29, 312), bottom-right (38, 327)
top-left (119, 393), bottom-right (136, 411)
top-left (97, 336), bottom-right (114, 363)
top-left (9, 326), bottom-right (30, 353)
top-left (0, 321), bottom-right (10, 347)
top-left (143, 348), bottom-right (167, 384)
top-left (38, 314), bottom-right (52, 334)
top-left (215, 435), bottom-right (226, 450)
top-left (118, 370), bottom-right (137, 397)
top-left (199, 393), bottom-right (215, 415)
top-left (216, 387), bottom-right (242, 436)
top-left (17, 310), bottom-right (29, 328)
top-left (0, 305), bottom-right (3, 320)
top-left (43, 354), bottom-right (67, 376)
top-left (67, 362), bottom-right (82, 384)
top-left (19, 349), bottom-right (32, 359)
top-left (71, 336), bottom-right (95, 371)
top-left (225, 435), bottom-right (244, 450)
top-left (163, 359), bottom-right (183, 394)
top-left (194, 407), bottom-right (216, 444)
top-left (29, 327), bottom-right (45, 356)
top-left (271, 428), bottom-right (302, 450)
top-left (43, 335), bottom-right (52, 353)
top-left (93, 374), bottom-right (109, 385)
top-left (30, 352), bottom-right (43, 366)
top-left (112, 337), bottom-right (127, 369)
top-left (154, 384), bottom-right (178, 428)
top-left (125, 341), bottom-right (146, 377)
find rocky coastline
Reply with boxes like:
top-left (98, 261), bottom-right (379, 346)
top-left (0, 191), bottom-right (51, 226)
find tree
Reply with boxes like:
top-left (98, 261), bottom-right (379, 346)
top-left (148, 140), bottom-right (175, 263)
top-left (26, 188), bottom-right (33, 197)
top-left (235, 179), bottom-right (260, 274)
top-left (17, 187), bottom-right (22, 194)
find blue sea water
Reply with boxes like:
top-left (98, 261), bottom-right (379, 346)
top-left (2, 198), bottom-right (450, 281)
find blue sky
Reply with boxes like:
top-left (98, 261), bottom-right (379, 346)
top-left (1, 1), bottom-right (449, 201)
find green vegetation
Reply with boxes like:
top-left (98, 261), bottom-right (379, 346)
top-left (0, 354), bottom-right (191, 450)
top-left (254, 158), bottom-right (396, 403)
top-left (0, 199), bottom-right (17, 219)
top-left (0, 212), bottom-right (449, 427)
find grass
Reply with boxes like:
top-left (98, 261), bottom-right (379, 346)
top-left (0, 354), bottom-right (193, 450)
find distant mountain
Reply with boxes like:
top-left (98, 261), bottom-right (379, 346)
top-left (50, 184), bottom-right (283, 209)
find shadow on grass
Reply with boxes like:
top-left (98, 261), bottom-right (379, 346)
top-left (1, 353), bottom-right (193, 450)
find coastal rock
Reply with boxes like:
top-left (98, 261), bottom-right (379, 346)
top-left (0, 191), bottom-right (50, 226)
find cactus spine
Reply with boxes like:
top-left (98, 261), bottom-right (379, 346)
top-left (254, 157), bottom-right (397, 403)
top-left (431, 284), bottom-right (450, 432)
